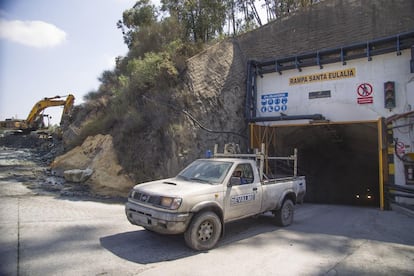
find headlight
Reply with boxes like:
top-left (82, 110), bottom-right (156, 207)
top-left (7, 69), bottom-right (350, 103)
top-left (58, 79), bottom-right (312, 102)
top-left (160, 197), bottom-right (182, 210)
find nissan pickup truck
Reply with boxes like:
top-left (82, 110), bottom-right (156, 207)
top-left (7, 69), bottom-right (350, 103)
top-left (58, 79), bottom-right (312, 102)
top-left (125, 147), bottom-right (306, 250)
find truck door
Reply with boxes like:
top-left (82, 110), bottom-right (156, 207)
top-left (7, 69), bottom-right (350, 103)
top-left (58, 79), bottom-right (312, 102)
top-left (224, 163), bottom-right (262, 221)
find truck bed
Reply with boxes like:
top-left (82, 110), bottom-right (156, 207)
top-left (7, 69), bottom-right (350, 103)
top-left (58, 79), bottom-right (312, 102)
top-left (260, 176), bottom-right (306, 212)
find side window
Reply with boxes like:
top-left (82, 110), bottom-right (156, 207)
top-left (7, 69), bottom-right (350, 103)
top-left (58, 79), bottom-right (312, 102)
top-left (231, 164), bottom-right (254, 185)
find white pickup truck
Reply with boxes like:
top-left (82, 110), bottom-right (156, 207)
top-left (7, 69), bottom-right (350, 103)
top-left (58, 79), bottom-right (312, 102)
top-left (125, 145), bottom-right (306, 250)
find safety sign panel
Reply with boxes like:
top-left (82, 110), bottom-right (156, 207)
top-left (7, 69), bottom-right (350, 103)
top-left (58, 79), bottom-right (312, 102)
top-left (357, 83), bottom-right (373, 104)
top-left (260, 93), bottom-right (288, 113)
top-left (396, 141), bottom-right (406, 155)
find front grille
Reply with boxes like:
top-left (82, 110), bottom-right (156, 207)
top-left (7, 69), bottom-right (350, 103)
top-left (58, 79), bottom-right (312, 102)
top-left (132, 191), bottom-right (161, 206)
top-left (132, 192), bottom-right (143, 201)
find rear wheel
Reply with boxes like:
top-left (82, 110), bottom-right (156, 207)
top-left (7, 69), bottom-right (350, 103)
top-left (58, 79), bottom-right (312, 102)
top-left (275, 199), bottom-right (294, 226)
top-left (184, 211), bottom-right (222, 251)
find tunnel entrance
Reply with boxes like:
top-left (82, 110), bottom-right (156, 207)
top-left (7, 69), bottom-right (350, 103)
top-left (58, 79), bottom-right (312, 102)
top-left (251, 122), bottom-right (380, 207)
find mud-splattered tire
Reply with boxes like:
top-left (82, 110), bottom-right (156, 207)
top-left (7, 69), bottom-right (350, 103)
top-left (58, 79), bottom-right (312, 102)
top-left (275, 199), bottom-right (294, 226)
top-left (184, 211), bottom-right (222, 251)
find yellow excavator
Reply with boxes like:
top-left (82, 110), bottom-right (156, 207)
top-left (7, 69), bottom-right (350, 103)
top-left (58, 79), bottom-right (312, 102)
top-left (0, 94), bottom-right (75, 133)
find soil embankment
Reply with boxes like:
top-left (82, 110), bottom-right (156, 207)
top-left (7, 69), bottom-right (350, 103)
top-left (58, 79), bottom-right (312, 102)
top-left (51, 134), bottom-right (134, 197)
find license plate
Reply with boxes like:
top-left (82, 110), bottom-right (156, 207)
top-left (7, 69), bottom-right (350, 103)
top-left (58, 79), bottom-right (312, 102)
top-left (132, 213), bottom-right (150, 226)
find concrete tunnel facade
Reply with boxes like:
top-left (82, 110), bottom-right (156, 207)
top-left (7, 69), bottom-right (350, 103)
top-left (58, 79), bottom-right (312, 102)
top-left (246, 36), bottom-right (414, 209)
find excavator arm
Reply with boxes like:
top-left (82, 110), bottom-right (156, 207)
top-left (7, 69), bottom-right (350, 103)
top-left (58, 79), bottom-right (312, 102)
top-left (24, 94), bottom-right (75, 130)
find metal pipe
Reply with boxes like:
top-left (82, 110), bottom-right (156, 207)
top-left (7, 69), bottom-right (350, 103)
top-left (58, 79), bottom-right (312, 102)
top-left (294, 148), bottom-right (298, 177)
top-left (259, 143), bottom-right (265, 181)
top-left (249, 114), bottom-right (325, 123)
top-left (390, 122), bottom-right (414, 129)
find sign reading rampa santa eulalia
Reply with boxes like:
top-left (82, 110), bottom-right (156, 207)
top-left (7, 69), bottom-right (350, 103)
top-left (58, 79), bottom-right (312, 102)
top-left (289, 68), bottom-right (356, 85)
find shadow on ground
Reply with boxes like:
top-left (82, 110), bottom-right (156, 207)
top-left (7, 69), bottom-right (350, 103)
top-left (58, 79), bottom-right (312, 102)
top-left (100, 204), bottom-right (414, 265)
top-left (100, 215), bottom-right (278, 264)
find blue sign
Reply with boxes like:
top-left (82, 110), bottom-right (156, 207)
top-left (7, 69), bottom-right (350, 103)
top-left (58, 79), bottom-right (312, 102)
top-left (260, 93), bottom-right (288, 113)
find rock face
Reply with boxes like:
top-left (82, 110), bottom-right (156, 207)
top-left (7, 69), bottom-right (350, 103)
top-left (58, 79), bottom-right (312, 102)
top-left (164, 40), bottom-right (248, 174)
top-left (51, 134), bottom-right (134, 196)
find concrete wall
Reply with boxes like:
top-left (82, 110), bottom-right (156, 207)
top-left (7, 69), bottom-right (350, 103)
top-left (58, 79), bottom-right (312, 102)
top-left (255, 49), bottom-right (412, 122)
top-left (236, 0), bottom-right (414, 60)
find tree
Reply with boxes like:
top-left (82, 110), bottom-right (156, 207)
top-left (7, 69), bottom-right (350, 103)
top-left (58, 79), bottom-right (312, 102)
top-left (161, 0), bottom-right (227, 43)
top-left (224, 0), bottom-right (263, 36)
top-left (117, 0), bottom-right (158, 48)
top-left (264, 0), bottom-right (319, 20)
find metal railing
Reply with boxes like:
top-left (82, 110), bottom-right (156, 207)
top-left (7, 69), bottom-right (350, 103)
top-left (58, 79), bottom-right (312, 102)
top-left (388, 184), bottom-right (414, 200)
top-left (212, 143), bottom-right (298, 180)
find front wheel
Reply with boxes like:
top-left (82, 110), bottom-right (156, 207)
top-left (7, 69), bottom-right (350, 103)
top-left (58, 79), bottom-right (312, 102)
top-left (184, 211), bottom-right (222, 251)
top-left (275, 199), bottom-right (294, 226)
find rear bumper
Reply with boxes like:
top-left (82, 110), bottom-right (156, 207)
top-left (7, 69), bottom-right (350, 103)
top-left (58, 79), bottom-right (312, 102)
top-left (125, 201), bottom-right (192, 234)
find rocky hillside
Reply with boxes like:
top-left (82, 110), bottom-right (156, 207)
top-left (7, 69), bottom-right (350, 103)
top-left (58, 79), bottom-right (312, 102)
top-left (54, 40), bottom-right (248, 196)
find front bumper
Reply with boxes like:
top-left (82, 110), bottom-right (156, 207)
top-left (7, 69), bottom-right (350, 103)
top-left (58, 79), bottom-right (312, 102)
top-left (125, 200), bottom-right (192, 234)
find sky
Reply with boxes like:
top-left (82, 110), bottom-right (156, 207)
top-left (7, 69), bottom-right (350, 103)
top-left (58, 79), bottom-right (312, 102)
top-left (0, 0), bottom-right (139, 125)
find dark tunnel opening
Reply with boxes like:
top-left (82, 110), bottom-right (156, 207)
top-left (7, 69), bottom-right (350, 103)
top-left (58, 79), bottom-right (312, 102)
top-left (268, 122), bottom-right (380, 207)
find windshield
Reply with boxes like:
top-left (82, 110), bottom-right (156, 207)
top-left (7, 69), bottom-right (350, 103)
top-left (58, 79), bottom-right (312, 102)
top-left (176, 160), bottom-right (233, 184)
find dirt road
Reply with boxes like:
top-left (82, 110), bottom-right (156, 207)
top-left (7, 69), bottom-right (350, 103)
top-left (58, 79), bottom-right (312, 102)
top-left (1, 147), bottom-right (414, 275)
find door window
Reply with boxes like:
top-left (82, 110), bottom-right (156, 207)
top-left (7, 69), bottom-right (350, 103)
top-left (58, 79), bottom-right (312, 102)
top-left (231, 163), bottom-right (254, 185)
